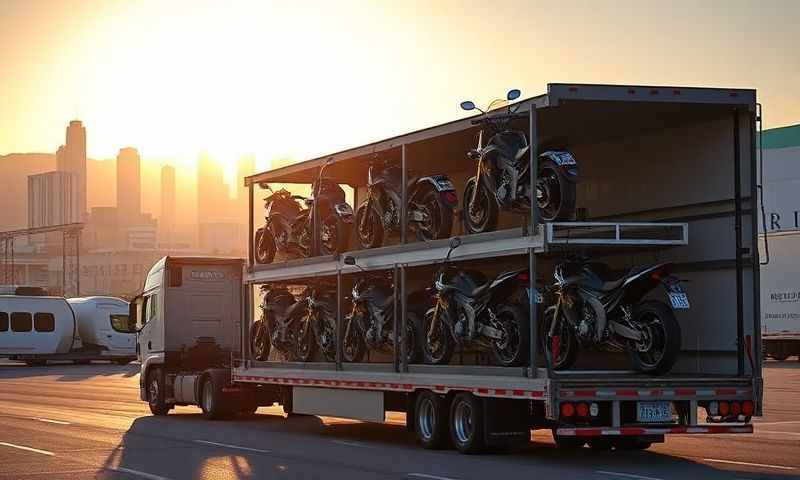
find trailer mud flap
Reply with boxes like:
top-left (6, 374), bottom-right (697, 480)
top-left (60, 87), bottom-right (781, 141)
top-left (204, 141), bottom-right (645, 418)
top-left (483, 398), bottom-right (529, 449)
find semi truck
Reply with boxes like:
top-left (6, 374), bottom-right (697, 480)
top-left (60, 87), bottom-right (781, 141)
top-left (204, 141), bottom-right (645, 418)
top-left (119, 83), bottom-right (762, 454)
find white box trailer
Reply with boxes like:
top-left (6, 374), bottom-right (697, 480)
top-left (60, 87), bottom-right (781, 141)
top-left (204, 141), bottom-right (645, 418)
top-left (126, 83), bottom-right (762, 453)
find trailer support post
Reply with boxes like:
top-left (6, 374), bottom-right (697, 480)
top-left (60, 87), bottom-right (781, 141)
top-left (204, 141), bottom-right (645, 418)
top-left (528, 105), bottom-right (540, 378)
top-left (733, 109), bottom-right (745, 376)
top-left (393, 264), bottom-right (400, 373)
top-left (400, 264), bottom-right (408, 373)
top-left (401, 145), bottom-right (407, 244)
top-left (248, 183), bottom-right (254, 267)
top-left (336, 268), bottom-right (343, 371)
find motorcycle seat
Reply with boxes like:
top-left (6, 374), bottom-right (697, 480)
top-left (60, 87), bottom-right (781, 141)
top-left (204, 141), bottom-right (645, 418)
top-left (461, 282), bottom-right (491, 298)
top-left (598, 277), bottom-right (625, 292)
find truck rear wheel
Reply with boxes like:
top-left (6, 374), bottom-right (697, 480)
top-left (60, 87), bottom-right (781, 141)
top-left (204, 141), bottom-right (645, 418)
top-left (201, 375), bottom-right (231, 420)
top-left (147, 368), bottom-right (172, 416)
top-left (415, 391), bottom-right (449, 449)
top-left (449, 393), bottom-right (486, 454)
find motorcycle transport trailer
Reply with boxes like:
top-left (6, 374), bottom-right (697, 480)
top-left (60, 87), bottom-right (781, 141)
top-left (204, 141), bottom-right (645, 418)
top-left (122, 83), bottom-right (762, 454)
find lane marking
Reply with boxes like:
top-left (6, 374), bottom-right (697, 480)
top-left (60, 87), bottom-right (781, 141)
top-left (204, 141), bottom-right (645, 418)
top-left (754, 420), bottom-right (800, 426)
top-left (407, 474), bottom-right (461, 480)
top-left (194, 439), bottom-right (271, 454)
top-left (757, 430), bottom-right (800, 436)
top-left (703, 458), bottom-right (796, 471)
top-left (33, 417), bottom-right (71, 425)
top-left (107, 466), bottom-right (173, 480)
top-left (331, 439), bottom-right (371, 448)
top-left (0, 441), bottom-right (55, 456)
top-left (595, 470), bottom-right (663, 480)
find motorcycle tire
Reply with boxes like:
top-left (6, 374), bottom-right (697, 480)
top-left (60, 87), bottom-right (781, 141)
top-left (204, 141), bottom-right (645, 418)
top-left (320, 214), bottom-right (349, 256)
top-left (250, 319), bottom-right (271, 361)
top-left (294, 314), bottom-right (317, 362)
top-left (414, 188), bottom-right (454, 242)
top-left (317, 309), bottom-right (338, 362)
top-left (628, 301), bottom-right (681, 375)
top-left (254, 227), bottom-right (276, 264)
top-left (541, 306), bottom-right (579, 370)
top-left (356, 203), bottom-right (384, 250)
top-left (491, 304), bottom-right (529, 367)
top-left (537, 160), bottom-right (576, 222)
top-left (462, 177), bottom-right (498, 235)
top-left (404, 311), bottom-right (424, 364)
top-left (423, 307), bottom-right (454, 365)
top-left (343, 315), bottom-right (367, 363)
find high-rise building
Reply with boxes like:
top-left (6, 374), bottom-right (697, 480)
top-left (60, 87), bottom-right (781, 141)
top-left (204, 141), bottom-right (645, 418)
top-left (236, 154), bottom-right (255, 211)
top-left (27, 171), bottom-right (79, 228)
top-left (160, 165), bottom-right (176, 246)
top-left (197, 152), bottom-right (227, 221)
top-left (55, 120), bottom-right (87, 220)
top-left (116, 147), bottom-right (141, 223)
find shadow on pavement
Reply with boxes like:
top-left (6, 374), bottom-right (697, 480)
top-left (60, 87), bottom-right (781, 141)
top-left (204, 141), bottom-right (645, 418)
top-left (0, 361), bottom-right (140, 382)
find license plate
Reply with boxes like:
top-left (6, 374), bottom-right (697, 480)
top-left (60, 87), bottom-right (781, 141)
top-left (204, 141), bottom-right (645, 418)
top-left (637, 401), bottom-right (673, 423)
top-left (434, 179), bottom-right (455, 191)
top-left (669, 292), bottom-right (690, 309)
top-left (526, 288), bottom-right (543, 304)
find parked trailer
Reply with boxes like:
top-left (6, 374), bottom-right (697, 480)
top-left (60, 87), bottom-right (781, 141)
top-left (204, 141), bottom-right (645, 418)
top-left (0, 295), bottom-right (135, 366)
top-left (124, 83), bottom-right (761, 453)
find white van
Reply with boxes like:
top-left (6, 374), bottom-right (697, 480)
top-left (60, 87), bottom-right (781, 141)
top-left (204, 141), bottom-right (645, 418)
top-left (0, 296), bottom-right (78, 363)
top-left (68, 297), bottom-right (136, 358)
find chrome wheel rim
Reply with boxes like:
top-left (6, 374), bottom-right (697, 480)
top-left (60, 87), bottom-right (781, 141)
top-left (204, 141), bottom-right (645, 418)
top-left (203, 381), bottom-right (213, 412)
top-left (148, 377), bottom-right (159, 406)
top-left (418, 397), bottom-right (435, 440)
top-left (453, 400), bottom-right (473, 444)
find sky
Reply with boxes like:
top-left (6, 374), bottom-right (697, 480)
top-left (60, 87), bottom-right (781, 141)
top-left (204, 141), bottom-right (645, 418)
top-left (1, 0), bottom-right (798, 175)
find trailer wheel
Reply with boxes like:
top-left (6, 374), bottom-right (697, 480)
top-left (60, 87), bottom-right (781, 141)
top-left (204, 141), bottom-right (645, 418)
top-left (415, 391), bottom-right (449, 449)
top-left (147, 368), bottom-right (172, 416)
top-left (449, 393), bottom-right (486, 454)
top-left (200, 375), bottom-right (231, 420)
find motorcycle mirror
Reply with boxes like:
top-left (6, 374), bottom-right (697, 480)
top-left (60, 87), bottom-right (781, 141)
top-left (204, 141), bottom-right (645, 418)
top-left (325, 157), bottom-right (335, 166)
top-left (449, 237), bottom-right (462, 249)
top-left (258, 182), bottom-right (272, 191)
top-left (343, 255), bottom-right (356, 266)
top-left (460, 101), bottom-right (476, 111)
top-left (507, 89), bottom-right (521, 101)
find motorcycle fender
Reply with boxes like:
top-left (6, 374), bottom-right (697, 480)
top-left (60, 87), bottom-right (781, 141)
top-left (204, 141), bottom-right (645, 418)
top-left (415, 175), bottom-right (456, 192)
top-left (582, 293), bottom-right (607, 343)
top-left (540, 150), bottom-right (579, 183)
top-left (477, 149), bottom-right (500, 193)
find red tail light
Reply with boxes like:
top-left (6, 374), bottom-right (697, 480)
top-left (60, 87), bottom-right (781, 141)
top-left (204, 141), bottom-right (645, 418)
top-left (742, 401), bottom-right (754, 416)
top-left (517, 272), bottom-right (529, 282)
top-left (561, 403), bottom-right (575, 417)
top-left (576, 402), bottom-right (589, 417)
top-left (730, 402), bottom-right (741, 416)
top-left (719, 401), bottom-right (730, 416)
top-left (443, 191), bottom-right (458, 205)
top-left (651, 270), bottom-right (663, 280)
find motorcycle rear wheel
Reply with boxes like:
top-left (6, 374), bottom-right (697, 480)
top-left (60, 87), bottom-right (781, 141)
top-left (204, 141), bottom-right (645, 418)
top-left (537, 160), bottom-right (576, 222)
top-left (423, 308), bottom-right (454, 365)
top-left (294, 315), bottom-right (317, 362)
top-left (414, 188), bottom-right (453, 242)
top-left (320, 214), bottom-right (349, 256)
top-left (541, 306), bottom-right (579, 370)
top-left (343, 315), bottom-right (367, 363)
top-left (628, 301), bottom-right (681, 375)
top-left (356, 203), bottom-right (384, 249)
top-left (491, 304), bottom-right (529, 367)
top-left (254, 228), bottom-right (276, 264)
top-left (250, 319), bottom-right (271, 361)
top-left (463, 177), bottom-right (498, 235)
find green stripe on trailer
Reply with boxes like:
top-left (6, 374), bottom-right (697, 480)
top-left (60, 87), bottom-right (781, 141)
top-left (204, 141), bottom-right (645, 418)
top-left (761, 123), bottom-right (800, 149)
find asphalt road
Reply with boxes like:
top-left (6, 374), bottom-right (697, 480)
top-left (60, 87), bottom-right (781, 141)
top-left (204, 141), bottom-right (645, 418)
top-left (0, 360), bottom-right (798, 480)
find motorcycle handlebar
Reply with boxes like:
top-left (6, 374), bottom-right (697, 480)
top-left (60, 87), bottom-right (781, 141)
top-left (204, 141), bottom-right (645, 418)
top-left (470, 112), bottom-right (527, 125)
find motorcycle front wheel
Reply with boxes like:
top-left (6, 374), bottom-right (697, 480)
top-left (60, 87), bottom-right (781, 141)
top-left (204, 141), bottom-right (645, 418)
top-left (250, 318), bottom-right (270, 361)
top-left (462, 177), bottom-right (498, 235)
top-left (491, 304), bottom-right (529, 367)
top-left (254, 228), bottom-right (276, 264)
top-left (403, 311), bottom-right (424, 364)
top-left (294, 314), bottom-right (317, 362)
top-left (356, 203), bottom-right (384, 249)
top-left (320, 214), bottom-right (349, 256)
top-left (537, 160), bottom-right (576, 222)
top-left (423, 307), bottom-right (454, 365)
top-left (628, 301), bottom-right (681, 375)
top-left (414, 188), bottom-right (454, 242)
top-left (343, 314), bottom-right (366, 363)
top-left (541, 306), bottom-right (579, 370)
top-left (317, 311), bottom-right (338, 362)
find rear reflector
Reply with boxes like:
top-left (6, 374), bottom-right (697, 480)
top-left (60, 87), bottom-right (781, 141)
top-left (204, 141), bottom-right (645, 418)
top-left (742, 401), bottom-right (754, 416)
top-left (561, 402), bottom-right (575, 417)
top-left (576, 402), bottom-right (589, 417)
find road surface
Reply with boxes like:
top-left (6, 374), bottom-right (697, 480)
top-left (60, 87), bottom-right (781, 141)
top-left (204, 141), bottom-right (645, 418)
top-left (0, 360), bottom-right (798, 480)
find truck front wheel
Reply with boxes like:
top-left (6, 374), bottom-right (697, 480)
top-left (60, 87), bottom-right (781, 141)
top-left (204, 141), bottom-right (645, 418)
top-left (147, 368), bottom-right (172, 416)
top-left (200, 375), bottom-right (231, 420)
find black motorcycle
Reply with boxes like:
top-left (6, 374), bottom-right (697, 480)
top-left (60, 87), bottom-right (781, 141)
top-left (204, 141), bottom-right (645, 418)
top-left (341, 257), bottom-right (424, 363)
top-left (255, 158), bottom-right (353, 263)
top-left (294, 281), bottom-right (338, 362)
top-left (356, 156), bottom-right (457, 249)
top-left (250, 284), bottom-right (304, 361)
top-left (460, 89), bottom-right (578, 234)
top-left (423, 237), bottom-right (529, 366)
top-left (542, 259), bottom-right (687, 375)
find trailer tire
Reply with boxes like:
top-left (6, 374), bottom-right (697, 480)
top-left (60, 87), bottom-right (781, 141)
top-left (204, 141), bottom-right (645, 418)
top-left (147, 367), bottom-right (172, 416)
top-left (415, 390), bottom-right (449, 450)
top-left (200, 375), bottom-right (231, 420)
top-left (449, 393), bottom-right (486, 454)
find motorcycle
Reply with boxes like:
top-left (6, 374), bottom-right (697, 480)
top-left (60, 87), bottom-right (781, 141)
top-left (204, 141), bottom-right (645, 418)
top-left (423, 237), bottom-right (529, 367)
top-left (341, 256), bottom-right (424, 363)
top-left (459, 89), bottom-right (578, 234)
top-left (250, 284), bottom-right (304, 361)
top-left (356, 155), bottom-right (457, 249)
top-left (254, 158), bottom-right (353, 264)
top-left (542, 258), bottom-right (688, 375)
top-left (294, 281), bottom-right (338, 362)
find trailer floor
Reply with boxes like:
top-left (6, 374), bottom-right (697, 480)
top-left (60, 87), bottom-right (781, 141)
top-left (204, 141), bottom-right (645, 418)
top-left (0, 359), bottom-right (796, 480)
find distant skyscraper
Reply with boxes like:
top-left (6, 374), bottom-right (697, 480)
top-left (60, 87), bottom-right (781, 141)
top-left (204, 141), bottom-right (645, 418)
top-left (197, 152), bottom-right (227, 221)
top-left (116, 147), bottom-right (141, 223)
top-left (55, 120), bottom-right (87, 220)
top-left (27, 171), bottom-right (79, 228)
top-left (160, 165), bottom-right (176, 246)
top-left (237, 154), bottom-right (255, 210)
